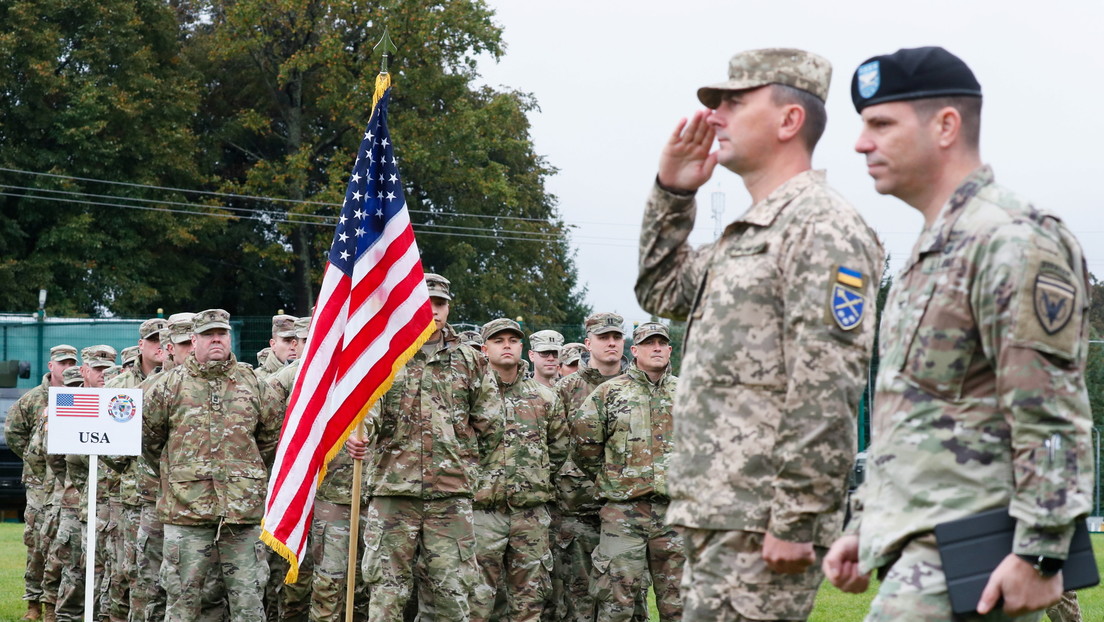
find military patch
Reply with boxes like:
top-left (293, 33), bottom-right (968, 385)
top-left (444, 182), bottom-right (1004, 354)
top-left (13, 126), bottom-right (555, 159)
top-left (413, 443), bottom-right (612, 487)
top-left (836, 266), bottom-right (864, 289)
top-left (831, 284), bottom-right (865, 331)
top-left (1034, 272), bottom-right (1075, 335)
top-left (857, 61), bottom-right (880, 98)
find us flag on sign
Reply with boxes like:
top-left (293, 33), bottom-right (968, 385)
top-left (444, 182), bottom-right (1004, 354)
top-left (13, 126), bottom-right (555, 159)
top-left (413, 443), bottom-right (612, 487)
top-left (56, 392), bottom-right (99, 417)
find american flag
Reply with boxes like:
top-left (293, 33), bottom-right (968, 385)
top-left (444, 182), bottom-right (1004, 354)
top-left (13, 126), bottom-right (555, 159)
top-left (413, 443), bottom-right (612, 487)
top-left (55, 392), bottom-right (100, 417)
top-left (261, 83), bottom-right (436, 582)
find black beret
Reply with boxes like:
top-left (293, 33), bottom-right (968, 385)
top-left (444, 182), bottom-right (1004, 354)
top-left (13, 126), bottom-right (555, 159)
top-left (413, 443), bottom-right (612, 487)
top-left (851, 46), bottom-right (981, 112)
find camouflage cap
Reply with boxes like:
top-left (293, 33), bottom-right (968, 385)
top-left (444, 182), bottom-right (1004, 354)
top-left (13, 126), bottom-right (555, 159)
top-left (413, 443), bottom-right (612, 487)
top-left (120, 346), bottom-right (140, 367)
top-left (271, 314), bottom-right (298, 338)
top-left (698, 48), bottom-right (832, 108)
top-left (61, 366), bottom-right (84, 387)
top-left (256, 347), bottom-right (272, 367)
top-left (102, 365), bottom-right (123, 383)
top-left (584, 312), bottom-right (625, 336)
top-left (81, 345), bottom-right (117, 369)
top-left (50, 344), bottom-right (79, 363)
top-left (425, 273), bottom-right (452, 301)
top-left (166, 312), bottom-right (195, 344)
top-left (560, 342), bottom-right (585, 365)
top-left (192, 309), bottom-right (231, 334)
top-left (458, 330), bottom-right (483, 348)
top-left (294, 316), bottom-right (311, 339)
top-left (529, 329), bottom-right (564, 353)
top-left (139, 318), bottom-right (167, 341)
top-left (633, 322), bottom-right (670, 343)
top-left (481, 318), bottom-right (525, 341)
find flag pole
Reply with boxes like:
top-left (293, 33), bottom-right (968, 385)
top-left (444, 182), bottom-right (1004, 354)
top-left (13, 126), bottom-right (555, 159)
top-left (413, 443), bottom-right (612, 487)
top-left (344, 29), bottom-right (397, 622)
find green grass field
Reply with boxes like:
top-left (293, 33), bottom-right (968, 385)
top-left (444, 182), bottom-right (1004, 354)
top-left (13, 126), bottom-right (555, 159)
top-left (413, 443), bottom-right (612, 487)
top-left (0, 522), bottom-right (1098, 621)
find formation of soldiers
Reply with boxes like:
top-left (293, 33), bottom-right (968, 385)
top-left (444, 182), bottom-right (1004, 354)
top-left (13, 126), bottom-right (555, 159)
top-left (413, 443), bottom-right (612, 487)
top-left (5, 43), bottom-right (1096, 622)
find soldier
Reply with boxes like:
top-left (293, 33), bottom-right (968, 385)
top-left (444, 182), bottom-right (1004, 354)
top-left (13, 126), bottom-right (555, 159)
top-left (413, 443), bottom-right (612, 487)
top-left (256, 315), bottom-right (299, 381)
top-left (104, 319), bottom-right (166, 622)
top-left (120, 346), bottom-right (139, 369)
top-left (558, 343), bottom-right (584, 379)
top-left (571, 322), bottom-right (683, 621)
top-left (635, 48), bottom-right (883, 621)
top-left (551, 313), bottom-right (636, 622)
top-left (345, 273), bottom-right (488, 621)
top-left (5, 344), bottom-right (78, 621)
top-left (470, 318), bottom-right (567, 622)
top-left (142, 309), bottom-right (281, 621)
top-left (823, 47), bottom-right (1093, 621)
top-left (527, 330), bottom-right (564, 388)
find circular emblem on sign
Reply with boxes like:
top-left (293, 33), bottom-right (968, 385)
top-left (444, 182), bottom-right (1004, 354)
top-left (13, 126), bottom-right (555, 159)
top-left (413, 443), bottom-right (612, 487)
top-left (107, 394), bottom-right (136, 423)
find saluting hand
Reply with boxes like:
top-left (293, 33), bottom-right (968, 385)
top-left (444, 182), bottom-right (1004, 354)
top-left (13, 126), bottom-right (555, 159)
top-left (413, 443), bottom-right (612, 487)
top-left (657, 110), bottom-right (718, 193)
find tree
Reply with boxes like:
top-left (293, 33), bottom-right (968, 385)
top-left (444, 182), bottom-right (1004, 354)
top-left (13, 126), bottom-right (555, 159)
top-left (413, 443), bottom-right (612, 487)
top-left (0, 0), bottom-right (217, 316)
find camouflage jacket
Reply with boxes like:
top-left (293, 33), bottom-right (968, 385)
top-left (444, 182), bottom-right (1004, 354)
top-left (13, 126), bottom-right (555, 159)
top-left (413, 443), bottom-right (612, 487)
top-left (103, 364), bottom-right (157, 506)
top-left (553, 356), bottom-right (628, 516)
top-left (852, 166), bottom-right (1093, 571)
top-left (635, 172), bottom-right (882, 546)
top-left (474, 360), bottom-right (568, 511)
top-left (25, 399), bottom-right (55, 506)
top-left (6, 375), bottom-right (49, 489)
top-left (571, 363), bottom-right (677, 502)
top-left (143, 352), bottom-right (281, 526)
top-left (363, 325), bottom-right (488, 499)
top-left (255, 352), bottom-right (287, 382)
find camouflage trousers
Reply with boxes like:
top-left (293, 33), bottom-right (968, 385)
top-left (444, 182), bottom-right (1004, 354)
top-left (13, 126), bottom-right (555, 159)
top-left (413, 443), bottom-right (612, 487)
top-left (22, 498), bottom-right (45, 602)
top-left (50, 509), bottom-right (86, 622)
top-left (266, 543), bottom-right (311, 622)
top-left (110, 504), bottom-right (141, 622)
top-left (553, 513), bottom-right (600, 622)
top-left (681, 528), bottom-right (825, 622)
top-left (471, 505), bottom-right (553, 622)
top-left (866, 533), bottom-right (1041, 622)
top-left (593, 499), bottom-right (684, 622)
top-left (39, 503), bottom-right (63, 606)
top-left (132, 501), bottom-right (166, 622)
top-left (161, 522), bottom-right (269, 622)
top-left (361, 495), bottom-right (479, 622)
top-left (310, 500), bottom-right (367, 622)
top-left (95, 499), bottom-right (123, 621)
top-left (1045, 592), bottom-right (1082, 622)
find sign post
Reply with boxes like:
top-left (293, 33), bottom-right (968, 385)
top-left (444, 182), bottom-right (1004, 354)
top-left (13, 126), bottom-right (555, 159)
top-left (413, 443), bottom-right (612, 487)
top-left (47, 387), bottom-right (142, 622)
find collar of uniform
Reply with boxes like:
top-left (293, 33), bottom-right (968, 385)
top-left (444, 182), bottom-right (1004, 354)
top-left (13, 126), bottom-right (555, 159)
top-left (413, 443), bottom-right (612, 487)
top-left (627, 360), bottom-right (671, 386)
top-left (184, 351), bottom-right (238, 379)
top-left (493, 359), bottom-right (529, 388)
top-left (904, 165), bottom-right (994, 270)
top-left (729, 169), bottom-right (824, 230)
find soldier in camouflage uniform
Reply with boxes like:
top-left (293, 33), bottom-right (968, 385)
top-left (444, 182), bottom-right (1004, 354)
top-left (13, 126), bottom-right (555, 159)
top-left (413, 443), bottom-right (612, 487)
top-left (527, 330), bottom-right (564, 389)
top-left (558, 344), bottom-right (583, 379)
top-left (469, 319), bottom-right (567, 622)
top-left (120, 346), bottom-right (139, 369)
top-left (142, 309), bottom-right (281, 622)
top-left (5, 344), bottom-right (78, 621)
top-left (571, 322), bottom-right (683, 621)
top-left (256, 314), bottom-right (299, 381)
top-left (635, 48), bottom-right (882, 621)
top-left (103, 319), bottom-right (166, 622)
top-left (824, 47), bottom-right (1093, 622)
top-left (346, 273), bottom-right (488, 622)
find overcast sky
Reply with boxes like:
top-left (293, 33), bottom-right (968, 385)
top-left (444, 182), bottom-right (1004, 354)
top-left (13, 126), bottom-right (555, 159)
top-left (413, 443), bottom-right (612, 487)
top-left (473, 0), bottom-right (1104, 325)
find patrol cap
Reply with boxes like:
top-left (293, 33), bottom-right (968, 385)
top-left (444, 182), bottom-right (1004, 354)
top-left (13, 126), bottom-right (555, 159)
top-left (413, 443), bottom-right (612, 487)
top-left (851, 46), bottom-right (981, 112)
top-left (61, 366), bottom-right (84, 387)
top-left (120, 346), bottom-right (140, 368)
top-left (560, 343), bottom-right (585, 365)
top-left (425, 273), bottom-right (452, 301)
top-left (294, 316), bottom-right (311, 339)
top-left (50, 344), bottom-right (79, 363)
top-left (458, 330), bottom-right (483, 347)
top-left (633, 322), bottom-right (670, 343)
top-left (529, 330), bottom-right (564, 353)
top-left (698, 48), bottom-right (832, 108)
top-left (481, 318), bottom-right (524, 341)
top-left (166, 313), bottom-right (195, 344)
top-left (102, 365), bottom-right (123, 382)
top-left (584, 312), bottom-right (624, 336)
top-left (82, 345), bottom-right (117, 369)
top-left (256, 347), bottom-right (272, 367)
top-left (192, 309), bottom-right (231, 334)
top-left (139, 318), bottom-right (167, 341)
top-left (271, 314), bottom-right (298, 338)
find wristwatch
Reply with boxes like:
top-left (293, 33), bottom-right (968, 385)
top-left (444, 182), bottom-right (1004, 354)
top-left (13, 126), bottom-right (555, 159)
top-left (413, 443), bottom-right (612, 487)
top-left (1016, 554), bottom-right (1064, 578)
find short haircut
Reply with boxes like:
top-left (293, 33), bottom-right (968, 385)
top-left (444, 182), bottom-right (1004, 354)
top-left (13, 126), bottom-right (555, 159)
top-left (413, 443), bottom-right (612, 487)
top-left (770, 84), bottom-right (827, 151)
top-left (910, 96), bottom-right (982, 149)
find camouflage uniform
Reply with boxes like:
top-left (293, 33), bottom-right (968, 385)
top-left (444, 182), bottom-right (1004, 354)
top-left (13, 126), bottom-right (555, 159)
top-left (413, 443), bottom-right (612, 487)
top-left (256, 314), bottom-right (297, 383)
top-left (143, 310), bottom-right (281, 622)
top-left (851, 166), bottom-right (1093, 621)
top-left (360, 317), bottom-right (488, 622)
top-left (571, 355), bottom-right (683, 622)
top-left (470, 332), bottom-right (568, 622)
top-left (1045, 593), bottom-right (1082, 622)
top-left (636, 136), bottom-right (881, 619)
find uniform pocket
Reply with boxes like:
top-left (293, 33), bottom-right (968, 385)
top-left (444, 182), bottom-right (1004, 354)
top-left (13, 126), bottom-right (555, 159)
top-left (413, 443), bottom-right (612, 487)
top-left (360, 523), bottom-right (383, 584)
top-left (589, 548), bottom-right (613, 602)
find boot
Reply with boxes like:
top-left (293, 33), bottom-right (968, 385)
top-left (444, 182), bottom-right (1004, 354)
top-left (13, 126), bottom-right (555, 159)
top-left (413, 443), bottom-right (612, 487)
top-left (41, 603), bottom-right (55, 622)
top-left (21, 601), bottom-right (41, 621)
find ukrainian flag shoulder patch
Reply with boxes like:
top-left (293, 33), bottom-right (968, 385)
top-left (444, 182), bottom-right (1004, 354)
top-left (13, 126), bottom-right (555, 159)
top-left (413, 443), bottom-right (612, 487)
top-left (836, 266), bottom-right (864, 289)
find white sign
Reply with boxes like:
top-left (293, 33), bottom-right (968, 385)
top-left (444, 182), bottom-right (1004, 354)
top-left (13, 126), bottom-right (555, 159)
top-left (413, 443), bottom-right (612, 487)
top-left (47, 387), bottom-right (143, 456)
